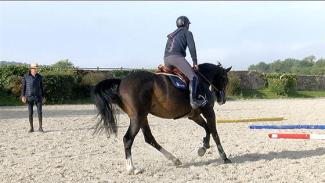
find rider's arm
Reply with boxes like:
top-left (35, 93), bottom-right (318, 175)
top-left (186, 31), bottom-right (198, 65)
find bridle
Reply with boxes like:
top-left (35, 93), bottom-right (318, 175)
top-left (196, 70), bottom-right (221, 92)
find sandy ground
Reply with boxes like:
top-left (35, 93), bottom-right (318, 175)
top-left (1, 99), bottom-right (325, 183)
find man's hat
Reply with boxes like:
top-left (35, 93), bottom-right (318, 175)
top-left (30, 62), bottom-right (39, 69)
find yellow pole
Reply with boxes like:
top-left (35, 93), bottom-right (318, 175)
top-left (217, 117), bottom-right (285, 123)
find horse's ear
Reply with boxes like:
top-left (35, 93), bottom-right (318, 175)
top-left (226, 66), bottom-right (232, 72)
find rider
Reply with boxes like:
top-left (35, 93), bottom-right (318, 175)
top-left (164, 16), bottom-right (207, 109)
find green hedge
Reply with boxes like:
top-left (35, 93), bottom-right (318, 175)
top-left (0, 65), bottom-right (139, 104)
top-left (81, 72), bottom-right (113, 86)
top-left (226, 72), bottom-right (241, 95)
top-left (6, 75), bottom-right (22, 97)
top-left (110, 70), bottom-right (132, 78)
top-left (42, 74), bottom-right (76, 102)
top-left (0, 65), bottom-right (28, 88)
top-left (266, 73), bottom-right (297, 96)
top-left (0, 84), bottom-right (5, 96)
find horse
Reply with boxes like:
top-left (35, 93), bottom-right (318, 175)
top-left (93, 63), bottom-right (232, 174)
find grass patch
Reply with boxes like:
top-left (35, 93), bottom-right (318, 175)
top-left (2, 89), bottom-right (325, 106)
top-left (0, 95), bottom-right (93, 106)
top-left (228, 88), bottom-right (325, 100)
top-left (0, 95), bottom-right (22, 106)
top-left (292, 90), bottom-right (325, 98)
top-left (46, 98), bottom-right (93, 105)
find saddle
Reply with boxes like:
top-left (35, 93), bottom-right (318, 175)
top-left (156, 64), bottom-right (189, 89)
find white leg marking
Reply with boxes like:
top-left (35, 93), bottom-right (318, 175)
top-left (126, 157), bottom-right (135, 173)
top-left (126, 156), bottom-right (143, 175)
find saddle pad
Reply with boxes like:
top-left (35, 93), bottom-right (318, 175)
top-left (168, 75), bottom-right (187, 89)
top-left (156, 73), bottom-right (188, 90)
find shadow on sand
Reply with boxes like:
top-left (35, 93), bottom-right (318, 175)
top-left (180, 147), bottom-right (325, 168)
top-left (42, 127), bottom-right (95, 133)
top-left (41, 123), bottom-right (147, 134)
top-left (232, 147), bottom-right (325, 163)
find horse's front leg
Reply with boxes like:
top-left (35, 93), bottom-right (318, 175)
top-left (189, 114), bottom-right (211, 157)
top-left (201, 106), bottom-right (231, 164)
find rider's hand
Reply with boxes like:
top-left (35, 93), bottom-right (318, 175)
top-left (193, 64), bottom-right (199, 71)
top-left (21, 96), bottom-right (26, 103)
top-left (42, 97), bottom-right (46, 104)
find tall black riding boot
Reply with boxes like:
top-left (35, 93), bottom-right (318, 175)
top-left (189, 76), bottom-right (207, 109)
top-left (38, 114), bottom-right (44, 132)
top-left (28, 116), bottom-right (34, 133)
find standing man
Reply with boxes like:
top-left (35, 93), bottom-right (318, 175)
top-left (21, 63), bottom-right (45, 132)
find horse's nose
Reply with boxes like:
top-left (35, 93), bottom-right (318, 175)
top-left (222, 98), bottom-right (226, 104)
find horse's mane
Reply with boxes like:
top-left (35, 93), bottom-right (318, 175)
top-left (198, 63), bottom-right (225, 80)
top-left (199, 62), bottom-right (223, 70)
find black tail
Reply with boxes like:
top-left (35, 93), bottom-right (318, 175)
top-left (93, 78), bottom-right (121, 136)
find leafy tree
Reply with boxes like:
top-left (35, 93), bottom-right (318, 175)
top-left (51, 59), bottom-right (74, 68)
top-left (248, 62), bottom-right (270, 72)
top-left (248, 55), bottom-right (325, 75)
top-left (39, 59), bottom-right (75, 75)
top-left (303, 55), bottom-right (316, 63)
top-left (0, 61), bottom-right (27, 67)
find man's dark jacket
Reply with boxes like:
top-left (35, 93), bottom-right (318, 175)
top-left (21, 72), bottom-right (44, 98)
top-left (164, 27), bottom-right (198, 65)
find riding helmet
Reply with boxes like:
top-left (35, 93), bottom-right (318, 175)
top-left (176, 16), bottom-right (191, 28)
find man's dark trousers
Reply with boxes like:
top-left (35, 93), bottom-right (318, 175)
top-left (27, 96), bottom-right (43, 132)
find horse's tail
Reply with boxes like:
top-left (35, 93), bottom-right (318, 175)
top-left (93, 78), bottom-right (122, 136)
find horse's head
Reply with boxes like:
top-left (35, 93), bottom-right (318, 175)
top-left (198, 63), bottom-right (232, 105)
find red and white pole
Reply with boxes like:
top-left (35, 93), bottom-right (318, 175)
top-left (269, 133), bottom-right (325, 140)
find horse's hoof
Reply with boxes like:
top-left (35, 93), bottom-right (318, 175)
top-left (173, 159), bottom-right (182, 166)
top-left (28, 129), bottom-right (34, 133)
top-left (127, 168), bottom-right (143, 175)
top-left (39, 128), bottom-right (44, 132)
top-left (198, 147), bottom-right (206, 157)
top-left (224, 158), bottom-right (232, 164)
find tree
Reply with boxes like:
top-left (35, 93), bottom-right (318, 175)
top-left (282, 58), bottom-right (298, 73)
top-left (51, 59), bottom-right (74, 68)
top-left (248, 56), bottom-right (325, 75)
top-left (248, 62), bottom-right (270, 72)
top-left (38, 59), bottom-right (75, 75)
top-left (303, 55), bottom-right (316, 63)
top-left (270, 60), bottom-right (282, 73)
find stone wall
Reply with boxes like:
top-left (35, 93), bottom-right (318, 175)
top-left (296, 75), bottom-right (325, 90)
top-left (231, 71), bottom-right (266, 90)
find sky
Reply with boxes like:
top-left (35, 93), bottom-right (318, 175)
top-left (0, 1), bottom-right (325, 70)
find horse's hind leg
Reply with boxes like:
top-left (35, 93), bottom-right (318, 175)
top-left (189, 114), bottom-right (211, 157)
top-left (201, 106), bottom-right (231, 164)
top-left (123, 117), bottom-right (142, 175)
top-left (141, 118), bottom-right (181, 166)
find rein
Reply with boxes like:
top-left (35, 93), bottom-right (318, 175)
top-left (196, 70), bottom-right (220, 92)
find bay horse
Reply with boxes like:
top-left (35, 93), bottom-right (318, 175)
top-left (94, 63), bottom-right (232, 174)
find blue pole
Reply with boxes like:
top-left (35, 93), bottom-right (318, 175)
top-left (249, 125), bottom-right (325, 129)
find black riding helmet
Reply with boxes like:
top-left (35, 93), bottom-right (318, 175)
top-left (176, 16), bottom-right (191, 28)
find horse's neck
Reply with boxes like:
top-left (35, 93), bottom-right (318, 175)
top-left (197, 70), bottom-right (213, 84)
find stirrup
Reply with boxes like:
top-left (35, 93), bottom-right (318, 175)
top-left (190, 96), bottom-right (208, 109)
top-left (197, 95), bottom-right (208, 106)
